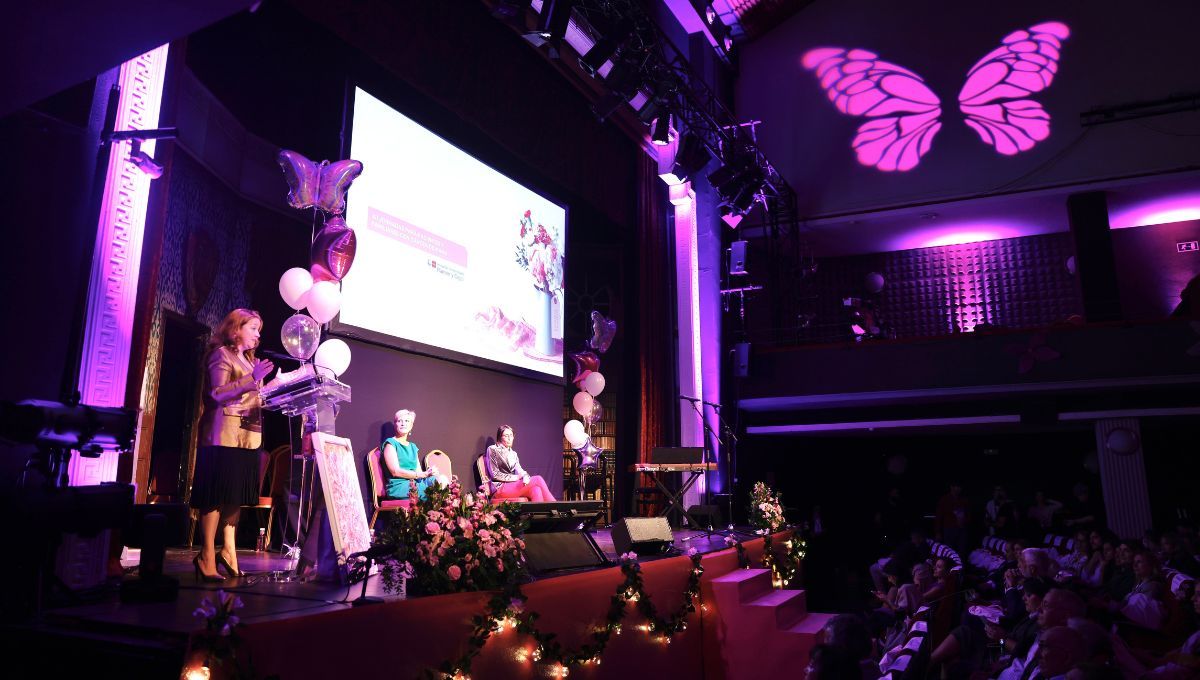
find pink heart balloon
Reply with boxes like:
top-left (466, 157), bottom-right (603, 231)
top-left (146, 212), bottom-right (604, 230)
top-left (569, 351), bottom-right (600, 383)
top-left (310, 217), bottom-right (358, 282)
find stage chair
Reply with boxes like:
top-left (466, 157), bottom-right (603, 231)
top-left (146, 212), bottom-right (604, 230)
top-left (424, 449), bottom-right (452, 481)
top-left (365, 446), bottom-right (411, 530)
top-left (188, 444), bottom-right (288, 547)
top-left (474, 454), bottom-right (529, 503)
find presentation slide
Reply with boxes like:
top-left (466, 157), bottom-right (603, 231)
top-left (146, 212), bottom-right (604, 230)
top-left (339, 87), bottom-right (566, 378)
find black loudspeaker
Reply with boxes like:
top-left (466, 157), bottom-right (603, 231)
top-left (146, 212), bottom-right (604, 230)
top-left (1066, 191), bottom-right (1122, 321)
top-left (612, 517), bottom-right (673, 556)
top-left (733, 342), bottom-right (750, 377)
top-left (522, 532), bottom-right (607, 573)
top-left (688, 504), bottom-right (723, 529)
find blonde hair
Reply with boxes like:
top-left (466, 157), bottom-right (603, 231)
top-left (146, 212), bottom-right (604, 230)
top-left (208, 308), bottom-right (262, 360)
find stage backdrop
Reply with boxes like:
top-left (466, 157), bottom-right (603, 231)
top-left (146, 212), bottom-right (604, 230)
top-left (331, 338), bottom-right (565, 506)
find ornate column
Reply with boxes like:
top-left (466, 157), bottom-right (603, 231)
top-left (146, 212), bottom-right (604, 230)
top-left (70, 44), bottom-right (170, 487)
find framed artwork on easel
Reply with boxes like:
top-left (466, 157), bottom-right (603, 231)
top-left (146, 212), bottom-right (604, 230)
top-left (309, 432), bottom-right (371, 568)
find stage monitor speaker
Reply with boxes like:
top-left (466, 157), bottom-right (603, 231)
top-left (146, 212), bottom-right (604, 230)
top-left (522, 531), bottom-right (607, 573)
top-left (730, 240), bottom-right (748, 276)
top-left (612, 516), bottom-right (673, 556)
top-left (687, 504), bottom-right (722, 529)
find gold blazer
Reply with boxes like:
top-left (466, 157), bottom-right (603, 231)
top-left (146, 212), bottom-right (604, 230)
top-left (197, 346), bottom-right (263, 450)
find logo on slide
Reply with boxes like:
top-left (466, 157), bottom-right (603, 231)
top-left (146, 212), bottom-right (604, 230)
top-left (801, 21), bottom-right (1069, 172)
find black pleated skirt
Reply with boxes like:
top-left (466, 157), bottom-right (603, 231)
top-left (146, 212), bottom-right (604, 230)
top-left (190, 445), bottom-right (261, 509)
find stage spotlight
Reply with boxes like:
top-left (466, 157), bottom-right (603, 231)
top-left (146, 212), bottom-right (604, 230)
top-left (651, 113), bottom-right (675, 146)
top-left (668, 134), bottom-right (712, 183)
top-left (579, 18), bottom-right (632, 77)
top-left (603, 56), bottom-right (642, 97)
top-left (0, 399), bottom-right (137, 455)
top-left (108, 127), bottom-right (175, 180)
top-left (493, 0), bottom-right (532, 26)
top-left (580, 35), bottom-right (622, 76)
top-left (524, 0), bottom-right (576, 58)
top-left (128, 139), bottom-right (164, 179)
top-left (592, 56), bottom-right (642, 120)
top-left (707, 156), bottom-right (754, 196)
top-left (705, 4), bottom-right (717, 24)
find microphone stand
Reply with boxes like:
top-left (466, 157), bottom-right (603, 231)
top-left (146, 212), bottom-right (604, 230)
top-left (680, 398), bottom-right (755, 542)
top-left (350, 554), bottom-right (384, 607)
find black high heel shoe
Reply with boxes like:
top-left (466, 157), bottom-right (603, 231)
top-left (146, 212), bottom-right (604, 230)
top-left (193, 555), bottom-right (225, 583)
top-left (215, 552), bottom-right (246, 578)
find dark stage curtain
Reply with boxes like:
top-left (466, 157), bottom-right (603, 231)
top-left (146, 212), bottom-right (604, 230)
top-left (635, 153), bottom-right (674, 515)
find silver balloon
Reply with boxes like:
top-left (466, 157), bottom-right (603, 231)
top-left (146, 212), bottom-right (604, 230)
top-left (575, 438), bottom-right (602, 469)
top-left (281, 313), bottom-right (321, 360)
top-left (584, 400), bottom-right (603, 427)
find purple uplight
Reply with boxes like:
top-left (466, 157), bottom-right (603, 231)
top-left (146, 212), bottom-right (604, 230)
top-left (888, 221), bottom-right (1026, 251)
top-left (1110, 193), bottom-right (1200, 229)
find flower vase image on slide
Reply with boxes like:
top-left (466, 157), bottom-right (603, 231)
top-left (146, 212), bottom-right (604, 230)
top-left (513, 209), bottom-right (563, 357)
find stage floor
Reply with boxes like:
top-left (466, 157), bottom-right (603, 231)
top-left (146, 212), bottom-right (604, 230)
top-left (39, 526), bottom-right (751, 636)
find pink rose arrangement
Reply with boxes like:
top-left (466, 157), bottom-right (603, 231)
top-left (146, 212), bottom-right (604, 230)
top-left (514, 210), bottom-right (563, 301)
top-left (749, 481), bottom-right (787, 533)
top-left (378, 475), bottom-right (529, 596)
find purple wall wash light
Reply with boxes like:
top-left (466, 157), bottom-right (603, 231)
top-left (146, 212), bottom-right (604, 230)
top-left (801, 21), bottom-right (1069, 171)
top-left (1110, 192), bottom-right (1200, 230)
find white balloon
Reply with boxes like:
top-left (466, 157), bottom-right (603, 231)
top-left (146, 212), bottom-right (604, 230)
top-left (306, 280), bottom-right (342, 324)
top-left (314, 338), bottom-right (352, 377)
top-left (572, 391), bottom-right (595, 417)
top-left (581, 371), bottom-right (606, 397)
top-left (279, 267), bottom-right (314, 310)
top-left (563, 419), bottom-right (587, 448)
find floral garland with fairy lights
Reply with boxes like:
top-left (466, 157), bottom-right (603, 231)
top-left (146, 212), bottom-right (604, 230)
top-left (761, 533), bottom-right (807, 589)
top-left (433, 550), bottom-right (706, 679)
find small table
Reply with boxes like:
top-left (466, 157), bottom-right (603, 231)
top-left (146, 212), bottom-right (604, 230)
top-left (628, 463), bottom-right (716, 529)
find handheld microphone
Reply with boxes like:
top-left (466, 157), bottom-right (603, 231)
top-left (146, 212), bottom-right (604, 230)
top-left (256, 349), bottom-right (301, 363)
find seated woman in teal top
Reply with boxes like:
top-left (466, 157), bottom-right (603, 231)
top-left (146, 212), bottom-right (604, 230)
top-left (382, 409), bottom-right (435, 501)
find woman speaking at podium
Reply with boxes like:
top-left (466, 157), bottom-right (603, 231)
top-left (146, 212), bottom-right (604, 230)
top-left (190, 308), bottom-right (274, 581)
top-left (488, 424), bottom-right (556, 502)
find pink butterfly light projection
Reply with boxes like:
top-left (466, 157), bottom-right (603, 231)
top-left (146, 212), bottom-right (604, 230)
top-left (801, 22), bottom-right (1069, 172)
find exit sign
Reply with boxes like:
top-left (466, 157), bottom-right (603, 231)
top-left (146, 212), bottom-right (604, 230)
top-left (1178, 241), bottom-right (1199, 253)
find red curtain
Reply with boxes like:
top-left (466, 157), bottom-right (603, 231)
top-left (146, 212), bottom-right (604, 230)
top-left (636, 154), bottom-right (674, 514)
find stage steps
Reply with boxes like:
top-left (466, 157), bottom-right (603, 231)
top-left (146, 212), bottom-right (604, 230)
top-left (711, 568), bottom-right (833, 680)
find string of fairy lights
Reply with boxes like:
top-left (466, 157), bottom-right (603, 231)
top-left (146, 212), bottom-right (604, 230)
top-left (436, 535), bottom-right (807, 679)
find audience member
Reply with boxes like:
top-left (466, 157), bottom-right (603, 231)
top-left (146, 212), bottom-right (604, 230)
top-left (935, 481), bottom-right (971, 556)
top-left (1062, 483), bottom-right (1104, 532)
top-left (820, 614), bottom-right (880, 680)
top-left (995, 588), bottom-right (1086, 680)
top-left (1027, 490), bottom-right (1065, 532)
top-left (1035, 626), bottom-right (1088, 679)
